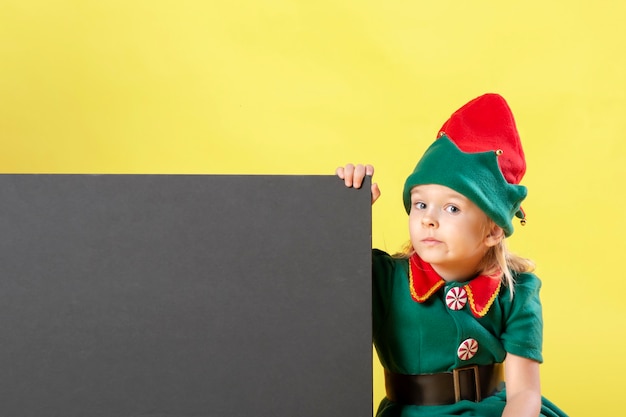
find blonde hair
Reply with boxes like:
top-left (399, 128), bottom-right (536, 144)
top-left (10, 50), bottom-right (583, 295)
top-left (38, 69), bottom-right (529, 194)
top-left (394, 237), bottom-right (535, 297)
top-left (476, 238), bottom-right (535, 296)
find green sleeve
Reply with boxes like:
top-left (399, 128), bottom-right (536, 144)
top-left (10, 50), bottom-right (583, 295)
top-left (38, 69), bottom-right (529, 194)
top-left (501, 273), bottom-right (544, 363)
top-left (372, 249), bottom-right (397, 340)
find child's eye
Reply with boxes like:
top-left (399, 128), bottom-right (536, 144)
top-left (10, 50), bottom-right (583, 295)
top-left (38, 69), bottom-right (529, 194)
top-left (445, 205), bottom-right (460, 214)
top-left (413, 201), bottom-right (427, 210)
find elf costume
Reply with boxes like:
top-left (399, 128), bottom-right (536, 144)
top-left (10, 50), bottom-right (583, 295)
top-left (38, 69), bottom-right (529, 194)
top-left (373, 94), bottom-right (568, 416)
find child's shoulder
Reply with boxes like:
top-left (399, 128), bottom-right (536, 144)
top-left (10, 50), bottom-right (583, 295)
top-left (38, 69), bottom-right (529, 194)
top-left (500, 271), bottom-right (542, 307)
top-left (373, 248), bottom-right (398, 265)
top-left (372, 248), bottom-right (409, 267)
top-left (513, 271), bottom-right (542, 292)
top-left (372, 248), bottom-right (403, 262)
top-left (372, 249), bottom-right (410, 279)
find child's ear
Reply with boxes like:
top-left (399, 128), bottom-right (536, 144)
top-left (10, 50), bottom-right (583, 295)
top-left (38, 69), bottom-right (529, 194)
top-left (485, 224), bottom-right (504, 247)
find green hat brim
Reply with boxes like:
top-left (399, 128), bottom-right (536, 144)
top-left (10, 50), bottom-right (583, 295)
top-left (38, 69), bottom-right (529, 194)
top-left (402, 136), bottom-right (527, 237)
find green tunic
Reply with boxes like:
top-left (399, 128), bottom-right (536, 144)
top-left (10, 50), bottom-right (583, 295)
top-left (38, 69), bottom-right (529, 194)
top-left (372, 249), bottom-right (567, 417)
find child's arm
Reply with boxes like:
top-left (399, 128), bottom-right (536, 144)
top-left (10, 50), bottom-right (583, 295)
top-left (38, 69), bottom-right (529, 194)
top-left (502, 353), bottom-right (542, 417)
top-left (335, 163), bottom-right (381, 203)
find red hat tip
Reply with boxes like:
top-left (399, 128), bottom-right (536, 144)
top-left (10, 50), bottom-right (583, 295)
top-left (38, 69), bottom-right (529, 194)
top-left (438, 93), bottom-right (526, 185)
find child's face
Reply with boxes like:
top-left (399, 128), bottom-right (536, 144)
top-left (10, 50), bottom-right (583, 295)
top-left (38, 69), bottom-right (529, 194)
top-left (408, 184), bottom-right (499, 281)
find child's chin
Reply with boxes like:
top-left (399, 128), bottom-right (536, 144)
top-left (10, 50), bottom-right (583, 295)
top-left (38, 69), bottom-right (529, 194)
top-left (414, 246), bottom-right (443, 262)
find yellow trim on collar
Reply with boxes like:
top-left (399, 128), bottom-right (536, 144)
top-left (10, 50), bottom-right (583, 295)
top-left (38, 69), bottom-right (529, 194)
top-left (466, 278), bottom-right (501, 318)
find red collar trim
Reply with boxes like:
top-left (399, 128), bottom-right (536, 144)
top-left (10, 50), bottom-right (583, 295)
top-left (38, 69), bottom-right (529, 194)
top-left (408, 254), bottom-right (445, 302)
top-left (407, 253), bottom-right (501, 317)
top-left (465, 275), bottom-right (501, 317)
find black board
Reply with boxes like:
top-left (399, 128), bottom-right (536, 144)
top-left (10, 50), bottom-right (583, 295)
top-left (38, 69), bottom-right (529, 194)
top-left (0, 174), bottom-right (372, 417)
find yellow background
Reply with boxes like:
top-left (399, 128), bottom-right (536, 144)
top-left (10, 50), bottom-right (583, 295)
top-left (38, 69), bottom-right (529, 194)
top-left (2, 1), bottom-right (625, 414)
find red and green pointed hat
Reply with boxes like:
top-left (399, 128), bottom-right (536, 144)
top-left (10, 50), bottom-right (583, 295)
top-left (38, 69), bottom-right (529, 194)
top-left (402, 93), bottom-right (527, 236)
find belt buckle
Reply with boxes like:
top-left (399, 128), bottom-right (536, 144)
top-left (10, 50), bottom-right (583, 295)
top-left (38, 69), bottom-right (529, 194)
top-left (452, 365), bottom-right (481, 403)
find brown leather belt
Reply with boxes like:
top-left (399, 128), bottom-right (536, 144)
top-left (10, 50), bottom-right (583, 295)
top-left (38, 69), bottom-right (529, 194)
top-left (384, 363), bottom-right (504, 406)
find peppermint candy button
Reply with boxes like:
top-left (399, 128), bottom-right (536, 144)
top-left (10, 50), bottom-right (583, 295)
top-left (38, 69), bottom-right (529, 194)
top-left (457, 338), bottom-right (479, 361)
top-left (445, 287), bottom-right (467, 310)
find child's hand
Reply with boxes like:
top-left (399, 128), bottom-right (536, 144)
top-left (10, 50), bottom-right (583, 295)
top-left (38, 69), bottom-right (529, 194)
top-left (335, 163), bottom-right (381, 204)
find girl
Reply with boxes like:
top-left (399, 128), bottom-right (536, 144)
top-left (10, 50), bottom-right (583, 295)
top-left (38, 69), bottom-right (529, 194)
top-left (337, 94), bottom-right (568, 417)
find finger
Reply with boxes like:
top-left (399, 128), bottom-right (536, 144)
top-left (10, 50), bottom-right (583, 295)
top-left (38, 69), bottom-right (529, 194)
top-left (343, 164), bottom-right (355, 187)
top-left (371, 183), bottom-right (381, 204)
top-left (335, 166), bottom-right (345, 179)
top-left (365, 164), bottom-right (375, 177)
top-left (353, 164), bottom-right (366, 188)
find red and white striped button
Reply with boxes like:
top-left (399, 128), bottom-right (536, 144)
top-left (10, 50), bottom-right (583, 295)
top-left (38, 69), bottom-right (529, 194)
top-left (457, 338), bottom-right (479, 360)
top-left (445, 287), bottom-right (467, 310)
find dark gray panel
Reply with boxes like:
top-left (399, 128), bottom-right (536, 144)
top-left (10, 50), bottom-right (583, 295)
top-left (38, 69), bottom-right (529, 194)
top-left (0, 175), bottom-right (372, 417)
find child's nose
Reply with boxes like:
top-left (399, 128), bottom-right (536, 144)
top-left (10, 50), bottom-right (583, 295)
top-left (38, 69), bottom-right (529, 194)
top-left (421, 209), bottom-right (439, 228)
